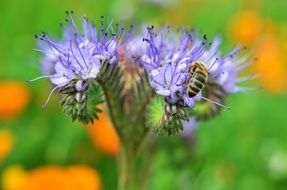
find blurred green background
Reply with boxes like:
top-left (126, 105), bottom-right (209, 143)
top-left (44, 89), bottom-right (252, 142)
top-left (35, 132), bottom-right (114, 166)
top-left (0, 0), bottom-right (287, 189)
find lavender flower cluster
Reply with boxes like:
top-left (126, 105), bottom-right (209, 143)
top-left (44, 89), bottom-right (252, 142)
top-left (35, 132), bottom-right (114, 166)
top-left (31, 12), bottom-right (253, 132)
top-left (140, 27), bottom-right (252, 107)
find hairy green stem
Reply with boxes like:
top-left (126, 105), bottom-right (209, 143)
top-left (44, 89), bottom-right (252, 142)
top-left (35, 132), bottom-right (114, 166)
top-left (97, 62), bottom-right (155, 190)
top-left (117, 144), bottom-right (137, 190)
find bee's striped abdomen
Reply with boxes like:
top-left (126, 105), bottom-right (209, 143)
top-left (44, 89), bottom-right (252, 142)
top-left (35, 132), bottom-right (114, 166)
top-left (187, 61), bottom-right (209, 97)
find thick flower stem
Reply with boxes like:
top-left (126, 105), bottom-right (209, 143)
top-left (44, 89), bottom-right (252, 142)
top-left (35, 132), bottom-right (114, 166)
top-left (117, 143), bottom-right (137, 190)
top-left (117, 129), bottom-right (154, 190)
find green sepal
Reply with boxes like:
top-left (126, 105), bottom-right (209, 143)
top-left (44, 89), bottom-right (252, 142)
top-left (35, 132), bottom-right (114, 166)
top-left (60, 80), bottom-right (103, 124)
top-left (147, 97), bottom-right (188, 136)
top-left (154, 113), bottom-right (186, 136)
top-left (146, 96), bottom-right (165, 127)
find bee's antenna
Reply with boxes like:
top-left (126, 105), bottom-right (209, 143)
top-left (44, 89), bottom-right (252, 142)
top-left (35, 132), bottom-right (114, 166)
top-left (201, 96), bottom-right (231, 110)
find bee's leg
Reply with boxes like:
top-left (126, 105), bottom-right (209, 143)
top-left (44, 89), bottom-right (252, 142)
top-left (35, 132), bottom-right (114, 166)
top-left (201, 96), bottom-right (231, 110)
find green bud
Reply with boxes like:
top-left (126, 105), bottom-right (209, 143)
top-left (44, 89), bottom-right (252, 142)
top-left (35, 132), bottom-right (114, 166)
top-left (59, 80), bottom-right (103, 124)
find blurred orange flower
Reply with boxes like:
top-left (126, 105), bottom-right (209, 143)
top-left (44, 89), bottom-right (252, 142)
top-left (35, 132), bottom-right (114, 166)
top-left (253, 34), bottom-right (287, 93)
top-left (229, 10), bottom-right (287, 94)
top-left (0, 129), bottom-right (14, 162)
top-left (229, 10), bottom-right (263, 46)
top-left (2, 165), bottom-right (101, 190)
top-left (86, 106), bottom-right (120, 156)
top-left (66, 166), bottom-right (101, 190)
top-left (0, 81), bottom-right (30, 119)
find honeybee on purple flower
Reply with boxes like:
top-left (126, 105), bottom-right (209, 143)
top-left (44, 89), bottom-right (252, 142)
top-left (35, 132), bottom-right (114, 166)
top-left (140, 26), bottom-right (244, 109)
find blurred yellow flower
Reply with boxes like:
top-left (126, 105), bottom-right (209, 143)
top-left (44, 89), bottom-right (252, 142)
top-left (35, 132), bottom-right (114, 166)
top-left (87, 106), bottom-right (120, 156)
top-left (2, 165), bottom-right (27, 190)
top-left (253, 34), bottom-right (287, 93)
top-left (228, 10), bottom-right (263, 45)
top-left (2, 165), bottom-right (101, 190)
top-left (0, 81), bottom-right (30, 119)
top-left (0, 129), bottom-right (14, 162)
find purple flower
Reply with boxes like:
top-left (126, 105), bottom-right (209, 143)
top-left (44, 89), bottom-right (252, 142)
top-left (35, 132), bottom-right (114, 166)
top-left (140, 27), bottom-right (211, 107)
top-left (210, 47), bottom-right (254, 94)
top-left (30, 12), bottom-right (132, 107)
top-left (141, 26), bottom-right (253, 108)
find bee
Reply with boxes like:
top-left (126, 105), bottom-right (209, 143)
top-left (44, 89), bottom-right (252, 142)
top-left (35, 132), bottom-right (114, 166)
top-left (186, 61), bottom-right (209, 97)
top-left (177, 60), bottom-right (231, 109)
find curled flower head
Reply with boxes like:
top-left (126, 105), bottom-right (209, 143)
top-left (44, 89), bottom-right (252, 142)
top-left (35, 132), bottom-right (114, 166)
top-left (30, 13), bottom-right (255, 132)
top-left (35, 12), bottom-right (129, 86)
top-left (29, 12), bottom-right (132, 123)
top-left (30, 12), bottom-right (132, 107)
top-left (141, 26), bottom-right (213, 107)
top-left (141, 26), bottom-right (253, 109)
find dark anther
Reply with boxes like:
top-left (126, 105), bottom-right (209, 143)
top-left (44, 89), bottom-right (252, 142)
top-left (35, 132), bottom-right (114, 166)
top-left (151, 25), bottom-right (154, 29)
top-left (34, 35), bottom-right (38, 38)
top-left (209, 42), bottom-right (212, 46)
top-left (59, 23), bottom-right (63, 27)
top-left (100, 16), bottom-right (104, 19)
top-left (70, 10), bottom-right (74, 14)
top-left (203, 34), bottom-right (207, 40)
top-left (112, 34), bottom-right (116, 36)
top-left (65, 10), bottom-right (69, 14)
top-left (65, 19), bottom-right (69, 22)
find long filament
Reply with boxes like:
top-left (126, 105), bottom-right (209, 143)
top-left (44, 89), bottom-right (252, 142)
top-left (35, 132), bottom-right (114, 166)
top-left (27, 75), bottom-right (58, 83)
top-left (41, 86), bottom-right (59, 108)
